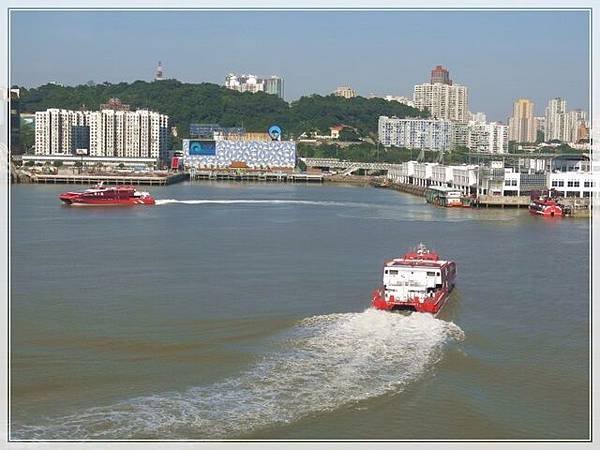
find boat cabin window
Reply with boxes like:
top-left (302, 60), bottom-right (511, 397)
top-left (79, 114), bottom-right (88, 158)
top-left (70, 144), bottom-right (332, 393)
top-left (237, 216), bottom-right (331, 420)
top-left (388, 270), bottom-right (398, 275)
top-left (427, 271), bottom-right (436, 276)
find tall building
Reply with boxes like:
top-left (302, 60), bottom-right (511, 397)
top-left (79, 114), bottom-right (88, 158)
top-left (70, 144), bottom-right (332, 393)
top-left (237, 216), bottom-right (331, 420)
top-left (508, 98), bottom-right (536, 143)
top-left (466, 121), bottom-right (508, 154)
top-left (264, 76), bottom-right (284, 98)
top-left (378, 116), bottom-right (453, 151)
top-left (35, 107), bottom-right (169, 159)
top-left (565, 110), bottom-right (588, 143)
top-left (469, 112), bottom-right (487, 123)
top-left (544, 97), bottom-right (567, 142)
top-left (334, 86), bottom-right (357, 99)
top-left (155, 61), bottom-right (164, 81)
top-left (224, 73), bottom-right (284, 99)
top-left (430, 65), bottom-right (452, 85)
top-left (10, 88), bottom-right (21, 154)
top-left (413, 83), bottom-right (468, 122)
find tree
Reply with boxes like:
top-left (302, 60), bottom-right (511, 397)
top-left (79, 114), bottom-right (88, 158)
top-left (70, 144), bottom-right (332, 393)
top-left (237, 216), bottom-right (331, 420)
top-left (52, 160), bottom-right (63, 167)
top-left (339, 127), bottom-right (361, 141)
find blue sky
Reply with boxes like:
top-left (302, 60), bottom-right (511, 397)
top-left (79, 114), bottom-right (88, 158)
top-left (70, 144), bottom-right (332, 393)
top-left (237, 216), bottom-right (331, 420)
top-left (10, 9), bottom-right (590, 121)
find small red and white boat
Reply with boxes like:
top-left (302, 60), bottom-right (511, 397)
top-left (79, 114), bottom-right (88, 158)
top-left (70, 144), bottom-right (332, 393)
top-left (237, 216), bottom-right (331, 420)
top-left (529, 190), bottom-right (563, 217)
top-left (371, 243), bottom-right (456, 314)
top-left (59, 183), bottom-right (156, 206)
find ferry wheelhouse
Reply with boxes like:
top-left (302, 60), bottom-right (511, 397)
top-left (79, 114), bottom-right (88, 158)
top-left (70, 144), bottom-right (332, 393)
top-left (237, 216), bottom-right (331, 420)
top-left (59, 183), bottom-right (156, 206)
top-left (425, 186), bottom-right (468, 207)
top-left (371, 243), bottom-right (456, 314)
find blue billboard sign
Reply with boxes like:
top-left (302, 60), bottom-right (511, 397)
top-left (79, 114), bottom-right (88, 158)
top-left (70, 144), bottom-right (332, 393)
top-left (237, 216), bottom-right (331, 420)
top-left (188, 140), bottom-right (216, 156)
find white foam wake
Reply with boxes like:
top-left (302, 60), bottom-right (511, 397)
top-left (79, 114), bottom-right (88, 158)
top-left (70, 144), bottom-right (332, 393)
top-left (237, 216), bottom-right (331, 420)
top-left (13, 309), bottom-right (463, 440)
top-left (155, 199), bottom-right (369, 207)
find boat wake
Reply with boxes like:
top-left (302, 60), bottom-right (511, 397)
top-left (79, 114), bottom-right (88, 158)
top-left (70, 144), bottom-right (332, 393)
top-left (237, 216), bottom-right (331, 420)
top-left (155, 199), bottom-right (371, 207)
top-left (12, 309), bottom-right (463, 440)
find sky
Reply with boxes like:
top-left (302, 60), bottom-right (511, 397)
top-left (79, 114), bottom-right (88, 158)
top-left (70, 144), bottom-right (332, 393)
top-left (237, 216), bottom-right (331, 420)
top-left (10, 9), bottom-right (590, 121)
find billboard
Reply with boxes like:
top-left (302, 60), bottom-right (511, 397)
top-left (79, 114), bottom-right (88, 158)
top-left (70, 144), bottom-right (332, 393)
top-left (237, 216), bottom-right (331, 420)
top-left (188, 140), bottom-right (216, 156)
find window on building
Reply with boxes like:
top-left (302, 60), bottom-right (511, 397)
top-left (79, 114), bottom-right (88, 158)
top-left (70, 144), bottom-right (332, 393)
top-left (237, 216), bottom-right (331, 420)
top-left (558, 181), bottom-right (564, 187)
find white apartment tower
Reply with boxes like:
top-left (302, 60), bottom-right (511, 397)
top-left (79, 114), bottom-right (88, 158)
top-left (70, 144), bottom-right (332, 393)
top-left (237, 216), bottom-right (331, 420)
top-left (467, 121), bottom-right (508, 154)
top-left (378, 116), bottom-right (453, 151)
top-left (413, 83), bottom-right (468, 122)
top-left (544, 97), bottom-right (567, 142)
top-left (35, 107), bottom-right (169, 158)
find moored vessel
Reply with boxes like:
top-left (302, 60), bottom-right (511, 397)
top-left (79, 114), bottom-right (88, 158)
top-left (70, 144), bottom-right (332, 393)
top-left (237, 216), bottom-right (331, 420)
top-left (529, 190), bottom-right (563, 217)
top-left (371, 243), bottom-right (456, 314)
top-left (425, 186), bottom-right (470, 207)
top-left (59, 183), bottom-right (156, 206)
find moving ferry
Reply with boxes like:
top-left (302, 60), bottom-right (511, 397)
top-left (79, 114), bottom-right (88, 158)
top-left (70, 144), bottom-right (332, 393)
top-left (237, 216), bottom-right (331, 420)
top-left (59, 183), bottom-right (156, 206)
top-left (371, 243), bottom-right (456, 314)
top-left (425, 186), bottom-right (468, 207)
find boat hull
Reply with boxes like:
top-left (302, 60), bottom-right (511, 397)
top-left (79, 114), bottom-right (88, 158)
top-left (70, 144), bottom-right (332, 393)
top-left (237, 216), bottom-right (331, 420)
top-left (371, 286), bottom-right (452, 314)
top-left (59, 194), bottom-right (155, 206)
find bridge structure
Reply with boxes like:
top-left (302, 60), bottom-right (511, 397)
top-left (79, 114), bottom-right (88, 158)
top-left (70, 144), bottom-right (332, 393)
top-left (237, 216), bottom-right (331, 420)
top-left (299, 157), bottom-right (402, 175)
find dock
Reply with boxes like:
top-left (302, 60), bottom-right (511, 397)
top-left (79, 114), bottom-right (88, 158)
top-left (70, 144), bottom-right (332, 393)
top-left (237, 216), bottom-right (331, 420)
top-left (30, 173), bottom-right (188, 186)
top-left (190, 170), bottom-right (323, 183)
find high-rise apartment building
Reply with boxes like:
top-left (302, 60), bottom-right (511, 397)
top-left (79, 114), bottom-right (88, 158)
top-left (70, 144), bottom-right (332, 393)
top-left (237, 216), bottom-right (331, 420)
top-left (544, 97), bottom-right (567, 142)
top-left (334, 86), bottom-right (357, 99)
top-left (35, 107), bottom-right (169, 158)
top-left (430, 65), bottom-right (452, 85)
top-left (508, 98), bottom-right (536, 143)
top-left (224, 74), bottom-right (284, 99)
top-left (565, 110), bottom-right (588, 144)
top-left (378, 116), bottom-right (453, 151)
top-left (466, 121), bottom-right (508, 154)
top-left (413, 83), bottom-right (468, 122)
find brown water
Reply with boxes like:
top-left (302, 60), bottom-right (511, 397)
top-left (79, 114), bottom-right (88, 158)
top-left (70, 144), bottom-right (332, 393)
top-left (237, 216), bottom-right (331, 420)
top-left (10, 182), bottom-right (590, 440)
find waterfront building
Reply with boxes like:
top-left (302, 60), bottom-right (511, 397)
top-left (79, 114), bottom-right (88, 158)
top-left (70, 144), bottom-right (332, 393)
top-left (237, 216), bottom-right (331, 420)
top-left (430, 65), bottom-right (452, 85)
top-left (182, 138), bottom-right (296, 169)
top-left (334, 86), bottom-right (357, 99)
top-left (35, 107), bottom-right (169, 159)
top-left (378, 116), bottom-right (453, 151)
top-left (413, 83), bottom-right (468, 122)
top-left (224, 73), bottom-right (284, 98)
top-left (508, 98), bottom-right (536, 143)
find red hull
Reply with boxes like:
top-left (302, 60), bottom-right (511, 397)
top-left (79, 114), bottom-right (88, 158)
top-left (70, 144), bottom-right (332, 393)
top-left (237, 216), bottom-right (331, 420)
top-left (59, 184), bottom-right (155, 206)
top-left (60, 195), bottom-right (155, 206)
top-left (371, 287), bottom-right (452, 314)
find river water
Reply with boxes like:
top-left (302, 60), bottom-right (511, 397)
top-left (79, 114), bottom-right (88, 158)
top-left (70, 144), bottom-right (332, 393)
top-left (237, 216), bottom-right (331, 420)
top-left (10, 181), bottom-right (590, 440)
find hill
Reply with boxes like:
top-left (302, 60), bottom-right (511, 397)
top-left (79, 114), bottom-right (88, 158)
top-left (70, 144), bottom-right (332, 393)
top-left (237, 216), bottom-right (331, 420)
top-left (17, 80), bottom-right (426, 142)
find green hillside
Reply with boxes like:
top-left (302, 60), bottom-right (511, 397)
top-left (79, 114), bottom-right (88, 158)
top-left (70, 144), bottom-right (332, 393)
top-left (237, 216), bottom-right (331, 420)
top-left (18, 80), bottom-right (426, 142)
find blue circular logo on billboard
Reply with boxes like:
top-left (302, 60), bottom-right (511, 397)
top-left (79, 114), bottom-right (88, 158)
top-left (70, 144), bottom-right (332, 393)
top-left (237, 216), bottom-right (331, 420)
top-left (268, 125), bottom-right (282, 140)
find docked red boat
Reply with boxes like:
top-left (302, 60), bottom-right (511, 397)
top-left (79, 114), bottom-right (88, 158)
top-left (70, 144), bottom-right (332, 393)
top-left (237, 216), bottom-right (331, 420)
top-left (371, 243), bottom-right (456, 314)
top-left (59, 183), bottom-right (156, 206)
top-left (529, 190), bottom-right (563, 217)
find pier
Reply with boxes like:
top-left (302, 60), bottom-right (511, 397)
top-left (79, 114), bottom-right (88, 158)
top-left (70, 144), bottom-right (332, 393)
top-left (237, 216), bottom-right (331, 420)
top-left (190, 170), bottom-right (323, 183)
top-left (30, 173), bottom-right (188, 186)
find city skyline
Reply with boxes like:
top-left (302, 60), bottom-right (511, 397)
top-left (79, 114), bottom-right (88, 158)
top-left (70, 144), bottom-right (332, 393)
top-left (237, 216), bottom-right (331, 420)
top-left (10, 10), bottom-right (590, 121)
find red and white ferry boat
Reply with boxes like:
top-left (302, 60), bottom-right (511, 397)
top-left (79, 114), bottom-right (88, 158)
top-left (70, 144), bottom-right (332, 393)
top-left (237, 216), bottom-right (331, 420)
top-left (529, 190), bottom-right (563, 217)
top-left (371, 243), bottom-right (456, 314)
top-left (59, 183), bottom-right (156, 206)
